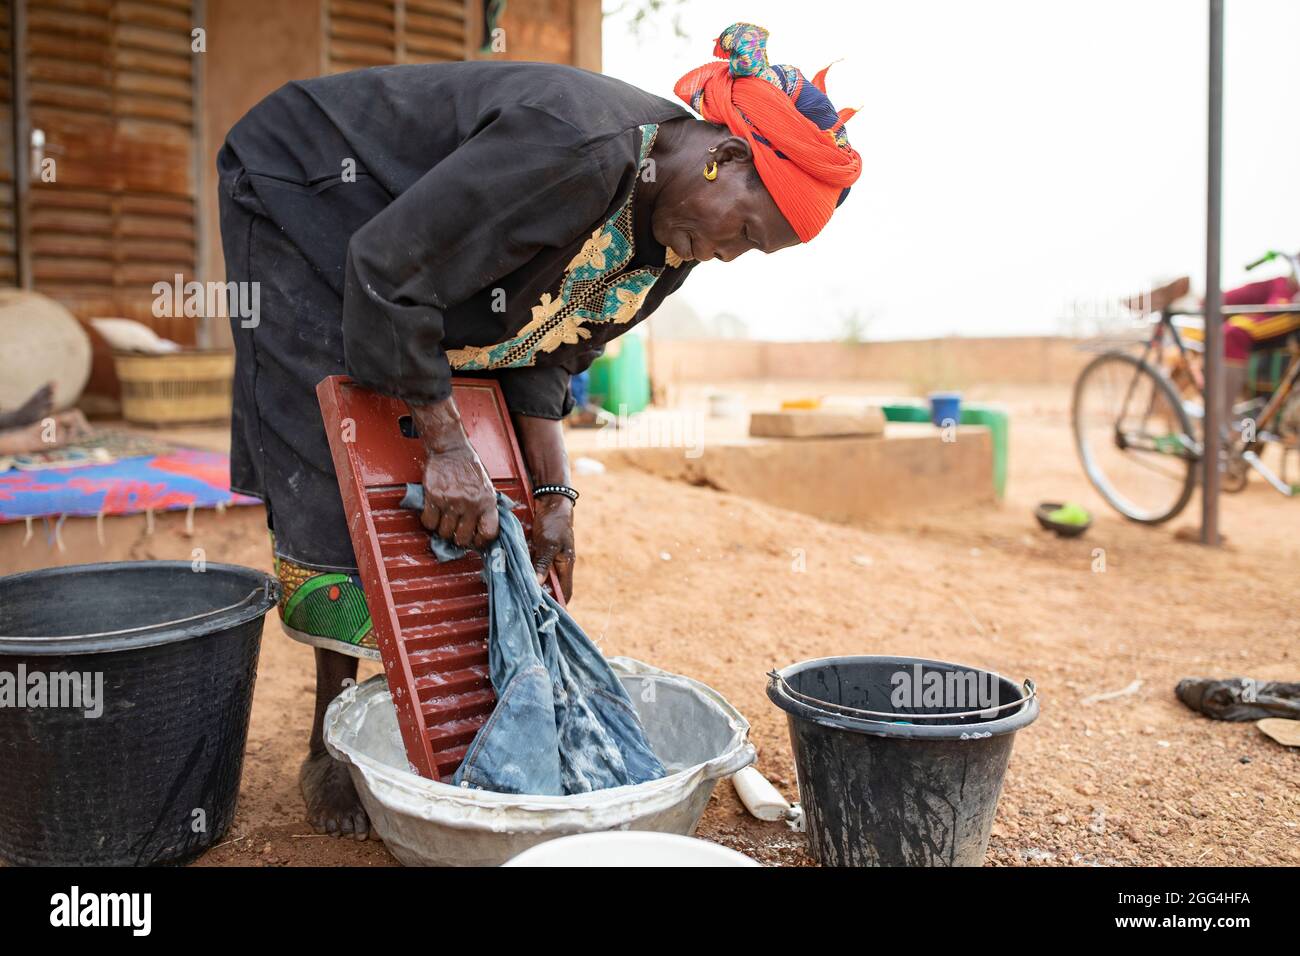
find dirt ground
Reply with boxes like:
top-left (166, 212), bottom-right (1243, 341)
top-left (8, 382), bottom-right (1296, 866)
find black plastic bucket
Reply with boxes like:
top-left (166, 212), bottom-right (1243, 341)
top-left (0, 561), bottom-right (279, 866)
top-left (768, 655), bottom-right (1038, 867)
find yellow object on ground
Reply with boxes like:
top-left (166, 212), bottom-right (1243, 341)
top-left (780, 398), bottom-right (822, 410)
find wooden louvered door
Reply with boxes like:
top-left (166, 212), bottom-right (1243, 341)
top-left (325, 0), bottom-right (469, 74)
top-left (16, 0), bottom-right (200, 356)
top-left (0, 2), bottom-right (14, 287)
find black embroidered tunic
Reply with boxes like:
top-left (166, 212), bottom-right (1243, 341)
top-left (222, 60), bottom-right (695, 419)
top-left (217, 61), bottom-right (696, 570)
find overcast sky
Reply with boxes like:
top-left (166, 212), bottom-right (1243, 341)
top-left (602, 0), bottom-right (1300, 340)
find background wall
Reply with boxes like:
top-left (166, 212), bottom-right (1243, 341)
top-left (647, 336), bottom-right (1094, 391)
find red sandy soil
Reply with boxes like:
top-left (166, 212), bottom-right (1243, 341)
top-left (6, 384), bottom-right (1296, 866)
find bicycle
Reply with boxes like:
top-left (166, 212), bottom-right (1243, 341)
top-left (1072, 251), bottom-right (1300, 524)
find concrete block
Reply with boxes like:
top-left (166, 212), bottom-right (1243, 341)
top-left (748, 407), bottom-right (885, 439)
top-left (589, 425), bottom-right (996, 524)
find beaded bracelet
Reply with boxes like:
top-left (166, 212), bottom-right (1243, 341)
top-left (533, 484), bottom-right (579, 503)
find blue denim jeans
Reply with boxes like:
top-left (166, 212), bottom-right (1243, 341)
top-left (400, 486), bottom-right (665, 795)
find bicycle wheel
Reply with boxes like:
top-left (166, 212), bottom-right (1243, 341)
top-left (1073, 352), bottom-right (1198, 523)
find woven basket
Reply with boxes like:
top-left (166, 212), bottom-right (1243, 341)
top-left (113, 350), bottom-right (235, 426)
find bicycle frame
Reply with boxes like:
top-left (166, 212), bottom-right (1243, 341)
top-left (1077, 256), bottom-right (1300, 520)
top-left (1113, 315), bottom-right (1202, 460)
top-left (1130, 302), bottom-right (1300, 493)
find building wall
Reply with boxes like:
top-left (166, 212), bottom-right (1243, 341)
top-left (647, 336), bottom-right (1094, 390)
top-left (200, 0), bottom-right (602, 350)
top-left (482, 0), bottom-right (601, 71)
top-left (200, 0), bottom-right (324, 321)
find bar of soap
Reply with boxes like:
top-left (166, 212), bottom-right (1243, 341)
top-left (748, 408), bottom-right (885, 439)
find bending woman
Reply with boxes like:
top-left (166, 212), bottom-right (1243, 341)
top-left (217, 22), bottom-right (861, 836)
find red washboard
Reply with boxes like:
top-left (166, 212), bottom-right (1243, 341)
top-left (316, 375), bottom-right (562, 780)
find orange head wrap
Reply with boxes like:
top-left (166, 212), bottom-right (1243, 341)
top-left (674, 22), bottom-right (862, 243)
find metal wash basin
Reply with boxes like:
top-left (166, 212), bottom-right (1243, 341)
top-left (324, 657), bottom-right (756, 866)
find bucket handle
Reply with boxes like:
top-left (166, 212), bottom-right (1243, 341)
top-left (769, 671), bottom-right (1036, 722)
top-left (4, 585), bottom-right (277, 642)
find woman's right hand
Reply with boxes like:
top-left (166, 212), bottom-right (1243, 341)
top-left (409, 399), bottom-right (499, 549)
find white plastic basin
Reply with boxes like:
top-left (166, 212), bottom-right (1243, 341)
top-left (504, 831), bottom-right (759, 867)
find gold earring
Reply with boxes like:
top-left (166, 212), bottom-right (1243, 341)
top-left (704, 161), bottom-right (718, 181)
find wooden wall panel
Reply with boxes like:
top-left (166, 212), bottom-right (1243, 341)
top-left (23, 0), bottom-right (198, 345)
top-left (326, 0), bottom-right (466, 73)
top-left (327, 0), bottom-right (395, 72)
top-left (492, 0), bottom-right (572, 64)
top-left (0, 1), bottom-right (15, 286)
top-left (403, 0), bottom-right (465, 63)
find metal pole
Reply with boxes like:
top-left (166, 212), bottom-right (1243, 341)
top-left (1201, 0), bottom-right (1224, 546)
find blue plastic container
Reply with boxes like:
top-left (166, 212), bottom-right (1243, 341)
top-left (929, 392), bottom-right (962, 427)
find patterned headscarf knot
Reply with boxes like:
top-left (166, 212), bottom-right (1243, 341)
top-left (675, 21), bottom-right (862, 242)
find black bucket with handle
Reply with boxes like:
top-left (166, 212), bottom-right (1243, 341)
top-left (768, 655), bottom-right (1038, 867)
top-left (0, 561), bottom-right (279, 866)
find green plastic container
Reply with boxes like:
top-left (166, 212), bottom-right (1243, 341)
top-left (960, 405), bottom-right (1009, 499)
top-left (880, 401), bottom-right (1008, 498)
top-left (588, 334), bottom-right (650, 415)
top-left (1248, 348), bottom-right (1289, 398)
top-left (880, 402), bottom-right (931, 424)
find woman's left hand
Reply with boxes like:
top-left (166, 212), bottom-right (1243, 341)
top-left (531, 494), bottom-right (575, 601)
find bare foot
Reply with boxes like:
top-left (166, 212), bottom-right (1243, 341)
top-left (0, 410), bottom-right (91, 456)
top-left (300, 750), bottom-right (370, 840)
